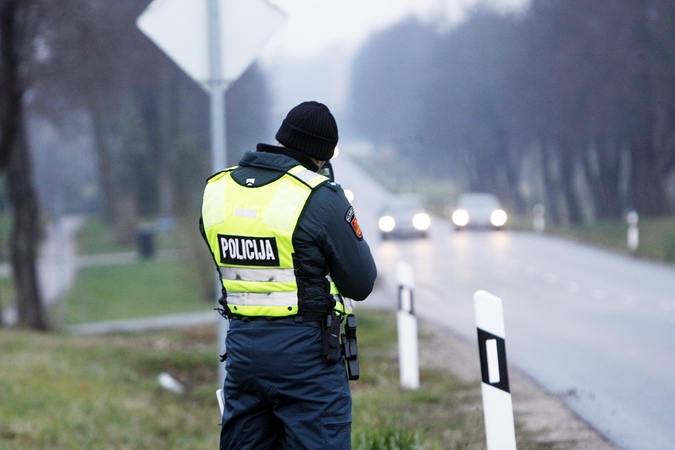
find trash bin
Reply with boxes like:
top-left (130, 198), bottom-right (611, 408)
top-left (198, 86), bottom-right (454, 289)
top-left (137, 223), bottom-right (155, 259)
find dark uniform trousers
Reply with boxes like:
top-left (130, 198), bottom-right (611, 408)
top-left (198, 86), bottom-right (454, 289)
top-left (220, 319), bottom-right (352, 450)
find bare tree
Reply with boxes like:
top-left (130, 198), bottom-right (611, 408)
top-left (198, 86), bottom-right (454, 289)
top-left (0, 0), bottom-right (46, 330)
top-left (349, 0), bottom-right (675, 223)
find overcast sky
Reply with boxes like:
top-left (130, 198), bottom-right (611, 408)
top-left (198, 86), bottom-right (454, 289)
top-left (260, 0), bottom-right (530, 62)
top-left (255, 0), bottom-right (531, 135)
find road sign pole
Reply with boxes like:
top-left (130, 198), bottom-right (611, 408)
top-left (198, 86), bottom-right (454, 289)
top-left (207, 0), bottom-right (229, 386)
top-left (137, 0), bottom-right (287, 393)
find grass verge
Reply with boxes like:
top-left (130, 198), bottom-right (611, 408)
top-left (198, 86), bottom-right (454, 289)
top-left (76, 215), bottom-right (183, 255)
top-left (0, 325), bottom-right (220, 449)
top-left (547, 216), bottom-right (675, 264)
top-left (1, 309), bottom-right (554, 450)
top-left (65, 258), bottom-right (213, 324)
top-left (63, 215), bottom-right (215, 325)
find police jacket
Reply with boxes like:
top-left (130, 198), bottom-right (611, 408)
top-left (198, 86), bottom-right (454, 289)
top-left (200, 144), bottom-right (377, 322)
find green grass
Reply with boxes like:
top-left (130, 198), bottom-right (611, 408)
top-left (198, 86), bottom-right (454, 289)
top-left (76, 215), bottom-right (133, 254)
top-left (1, 309), bottom-right (554, 450)
top-left (548, 216), bottom-right (675, 264)
top-left (0, 276), bottom-right (15, 312)
top-left (65, 258), bottom-right (213, 324)
top-left (351, 311), bottom-right (550, 450)
top-left (76, 215), bottom-right (180, 255)
top-left (61, 214), bottom-right (217, 325)
top-left (0, 212), bottom-right (12, 263)
top-left (0, 326), bottom-right (220, 449)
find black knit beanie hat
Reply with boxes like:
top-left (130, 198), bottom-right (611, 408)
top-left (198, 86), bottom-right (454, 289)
top-left (275, 101), bottom-right (339, 161)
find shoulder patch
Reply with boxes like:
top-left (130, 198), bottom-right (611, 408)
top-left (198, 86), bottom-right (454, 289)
top-left (325, 181), bottom-right (341, 192)
top-left (344, 206), bottom-right (363, 240)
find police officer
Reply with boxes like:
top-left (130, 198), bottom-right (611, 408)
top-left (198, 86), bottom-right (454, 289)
top-left (200, 101), bottom-right (377, 450)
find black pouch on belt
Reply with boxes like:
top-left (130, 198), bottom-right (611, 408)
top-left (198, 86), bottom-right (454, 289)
top-left (322, 313), bottom-right (341, 364)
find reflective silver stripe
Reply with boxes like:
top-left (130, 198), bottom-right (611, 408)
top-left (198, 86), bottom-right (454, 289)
top-left (288, 165), bottom-right (326, 187)
top-left (342, 296), bottom-right (354, 312)
top-left (227, 291), bottom-right (299, 307)
top-left (234, 208), bottom-right (257, 218)
top-left (220, 267), bottom-right (296, 282)
top-left (326, 275), bottom-right (351, 313)
top-left (202, 177), bottom-right (226, 228)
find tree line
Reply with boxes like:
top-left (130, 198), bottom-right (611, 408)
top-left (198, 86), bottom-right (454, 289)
top-left (0, 0), bottom-right (271, 329)
top-left (349, 0), bottom-right (675, 224)
top-left (5, 0), bottom-right (674, 329)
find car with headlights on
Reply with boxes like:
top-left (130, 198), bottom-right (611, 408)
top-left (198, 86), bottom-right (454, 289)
top-left (451, 192), bottom-right (507, 230)
top-left (378, 194), bottom-right (431, 240)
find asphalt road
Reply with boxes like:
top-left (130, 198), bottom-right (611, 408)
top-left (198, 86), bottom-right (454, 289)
top-left (333, 152), bottom-right (675, 450)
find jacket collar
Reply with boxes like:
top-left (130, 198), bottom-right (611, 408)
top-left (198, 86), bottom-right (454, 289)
top-left (256, 143), bottom-right (320, 172)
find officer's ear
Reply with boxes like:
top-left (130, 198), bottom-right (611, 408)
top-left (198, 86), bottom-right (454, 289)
top-left (319, 160), bottom-right (335, 182)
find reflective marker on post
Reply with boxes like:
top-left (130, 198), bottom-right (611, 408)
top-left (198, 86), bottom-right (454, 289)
top-left (396, 261), bottom-right (419, 390)
top-left (626, 210), bottom-right (639, 252)
top-left (474, 290), bottom-right (517, 450)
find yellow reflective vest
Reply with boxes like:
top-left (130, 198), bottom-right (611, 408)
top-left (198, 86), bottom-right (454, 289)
top-left (201, 164), bottom-right (347, 317)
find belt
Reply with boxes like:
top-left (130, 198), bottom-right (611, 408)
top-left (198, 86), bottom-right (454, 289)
top-left (230, 315), bottom-right (322, 328)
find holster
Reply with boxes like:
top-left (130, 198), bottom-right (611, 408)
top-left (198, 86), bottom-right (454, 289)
top-left (322, 312), bottom-right (341, 364)
top-left (342, 314), bottom-right (359, 380)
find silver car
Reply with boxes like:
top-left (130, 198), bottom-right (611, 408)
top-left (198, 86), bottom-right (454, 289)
top-left (378, 194), bottom-right (431, 239)
top-left (451, 193), bottom-right (507, 230)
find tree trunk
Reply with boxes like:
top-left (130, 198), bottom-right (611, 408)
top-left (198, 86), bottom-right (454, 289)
top-left (0, 0), bottom-right (46, 330)
top-left (541, 141), bottom-right (562, 224)
top-left (498, 128), bottom-right (526, 215)
top-left (627, 4), bottom-right (672, 216)
top-left (558, 137), bottom-right (584, 224)
top-left (629, 137), bottom-right (671, 216)
top-left (583, 139), bottom-right (622, 220)
top-left (90, 99), bottom-right (116, 223)
top-left (8, 122), bottom-right (46, 330)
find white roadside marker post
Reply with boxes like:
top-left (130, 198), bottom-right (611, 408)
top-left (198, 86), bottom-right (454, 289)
top-left (626, 210), bottom-right (639, 253)
top-left (532, 203), bottom-right (545, 233)
top-left (396, 261), bottom-right (419, 390)
top-left (474, 290), bottom-right (517, 450)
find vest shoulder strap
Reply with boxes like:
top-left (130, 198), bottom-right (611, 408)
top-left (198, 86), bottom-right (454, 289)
top-left (206, 166), bottom-right (238, 183)
top-left (286, 165), bottom-right (329, 189)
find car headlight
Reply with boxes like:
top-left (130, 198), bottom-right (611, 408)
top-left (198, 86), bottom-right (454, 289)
top-left (344, 189), bottom-right (354, 204)
top-left (452, 209), bottom-right (469, 227)
top-left (490, 209), bottom-right (507, 227)
top-left (413, 213), bottom-right (431, 231)
top-left (378, 215), bottom-right (395, 232)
